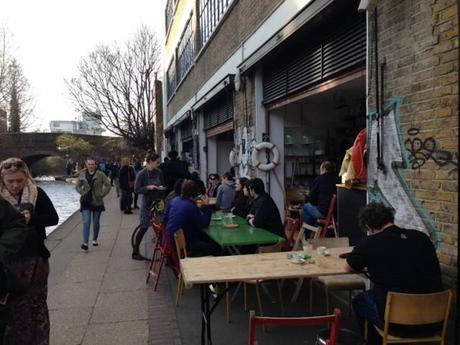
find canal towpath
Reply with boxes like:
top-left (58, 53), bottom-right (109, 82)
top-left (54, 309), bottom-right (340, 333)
top-left (46, 189), bottom-right (182, 345)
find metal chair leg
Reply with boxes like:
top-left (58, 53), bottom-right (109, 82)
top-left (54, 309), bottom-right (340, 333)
top-left (244, 282), bottom-right (248, 311)
top-left (255, 283), bottom-right (265, 332)
top-left (276, 281), bottom-right (284, 315)
top-left (225, 282), bottom-right (230, 322)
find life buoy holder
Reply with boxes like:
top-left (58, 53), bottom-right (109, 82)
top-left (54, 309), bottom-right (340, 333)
top-left (251, 142), bottom-right (280, 171)
top-left (229, 148), bottom-right (239, 167)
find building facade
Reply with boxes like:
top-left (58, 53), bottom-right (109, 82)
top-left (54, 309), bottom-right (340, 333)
top-left (0, 108), bottom-right (7, 133)
top-left (49, 112), bottom-right (104, 135)
top-left (162, 0), bottom-right (458, 325)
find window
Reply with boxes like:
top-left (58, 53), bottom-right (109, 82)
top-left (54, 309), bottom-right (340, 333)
top-left (166, 59), bottom-right (176, 99)
top-left (177, 18), bottom-right (194, 83)
top-left (165, 0), bottom-right (177, 33)
top-left (203, 91), bottom-right (234, 130)
top-left (199, 0), bottom-right (234, 48)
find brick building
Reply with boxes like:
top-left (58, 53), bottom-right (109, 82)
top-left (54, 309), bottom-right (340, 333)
top-left (162, 0), bottom-right (457, 338)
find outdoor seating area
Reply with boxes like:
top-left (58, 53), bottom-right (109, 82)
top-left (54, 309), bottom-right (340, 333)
top-left (143, 204), bottom-right (454, 345)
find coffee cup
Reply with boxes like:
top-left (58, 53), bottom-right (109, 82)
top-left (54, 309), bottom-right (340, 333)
top-left (316, 246), bottom-right (327, 256)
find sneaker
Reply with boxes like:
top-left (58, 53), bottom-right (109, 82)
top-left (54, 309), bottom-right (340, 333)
top-left (92, 240), bottom-right (99, 246)
top-left (81, 243), bottom-right (88, 251)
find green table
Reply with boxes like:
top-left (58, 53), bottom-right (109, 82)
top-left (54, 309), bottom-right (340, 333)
top-left (203, 212), bottom-right (284, 248)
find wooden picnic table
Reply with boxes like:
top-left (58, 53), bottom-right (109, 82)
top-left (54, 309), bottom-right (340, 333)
top-left (180, 247), bottom-right (352, 345)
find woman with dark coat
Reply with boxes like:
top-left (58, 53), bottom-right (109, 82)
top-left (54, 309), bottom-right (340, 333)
top-left (0, 158), bottom-right (58, 345)
top-left (231, 177), bottom-right (249, 217)
top-left (119, 157), bottom-right (136, 214)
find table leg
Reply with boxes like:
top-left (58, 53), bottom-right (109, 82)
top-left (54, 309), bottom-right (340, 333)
top-left (200, 285), bottom-right (206, 345)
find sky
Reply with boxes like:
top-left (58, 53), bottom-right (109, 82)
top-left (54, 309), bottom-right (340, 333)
top-left (0, 0), bottom-right (164, 132)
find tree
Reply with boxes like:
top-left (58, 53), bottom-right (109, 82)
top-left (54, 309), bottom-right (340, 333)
top-left (0, 28), bottom-right (34, 132)
top-left (67, 26), bottom-right (161, 150)
top-left (56, 134), bottom-right (92, 160)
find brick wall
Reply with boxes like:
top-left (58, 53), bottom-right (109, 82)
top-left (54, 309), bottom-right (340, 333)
top-left (370, 0), bottom-right (458, 288)
top-left (167, 0), bottom-right (283, 121)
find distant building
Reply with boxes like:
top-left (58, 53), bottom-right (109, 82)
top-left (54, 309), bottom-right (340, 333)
top-left (0, 108), bottom-right (7, 133)
top-left (49, 112), bottom-right (104, 135)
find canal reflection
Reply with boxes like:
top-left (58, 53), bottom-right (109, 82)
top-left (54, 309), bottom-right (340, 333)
top-left (37, 180), bottom-right (80, 235)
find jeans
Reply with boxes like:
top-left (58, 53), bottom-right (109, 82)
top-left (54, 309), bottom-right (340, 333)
top-left (302, 203), bottom-right (323, 225)
top-left (353, 290), bottom-right (384, 345)
top-left (82, 209), bottom-right (102, 244)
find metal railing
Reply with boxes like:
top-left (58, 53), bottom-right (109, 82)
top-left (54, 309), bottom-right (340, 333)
top-left (198, 0), bottom-right (234, 48)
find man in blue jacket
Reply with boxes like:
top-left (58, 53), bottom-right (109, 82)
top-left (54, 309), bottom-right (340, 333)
top-left (163, 180), bottom-right (217, 257)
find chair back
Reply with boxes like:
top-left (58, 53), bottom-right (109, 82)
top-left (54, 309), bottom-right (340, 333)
top-left (385, 290), bottom-right (452, 327)
top-left (319, 194), bottom-right (337, 237)
top-left (248, 308), bottom-right (341, 345)
top-left (282, 217), bottom-right (301, 251)
top-left (258, 241), bottom-right (283, 254)
top-left (310, 237), bottom-right (349, 249)
top-left (174, 229), bottom-right (188, 260)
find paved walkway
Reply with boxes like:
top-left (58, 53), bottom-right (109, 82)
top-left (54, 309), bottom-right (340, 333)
top-left (46, 190), bottom-right (181, 345)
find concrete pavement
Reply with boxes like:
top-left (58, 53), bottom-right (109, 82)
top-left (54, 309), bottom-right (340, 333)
top-left (47, 190), bottom-right (181, 345)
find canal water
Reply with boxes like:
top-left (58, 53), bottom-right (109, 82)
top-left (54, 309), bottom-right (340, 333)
top-left (37, 179), bottom-right (80, 235)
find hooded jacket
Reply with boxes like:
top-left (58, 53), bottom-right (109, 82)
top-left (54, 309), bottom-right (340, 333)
top-left (215, 180), bottom-right (236, 213)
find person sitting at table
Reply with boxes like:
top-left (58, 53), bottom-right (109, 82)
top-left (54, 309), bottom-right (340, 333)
top-left (206, 173), bottom-right (220, 198)
top-left (215, 172), bottom-right (235, 213)
top-left (301, 161), bottom-right (338, 228)
top-left (231, 177), bottom-right (249, 217)
top-left (246, 178), bottom-right (283, 236)
top-left (345, 203), bottom-right (443, 345)
top-left (163, 180), bottom-right (218, 257)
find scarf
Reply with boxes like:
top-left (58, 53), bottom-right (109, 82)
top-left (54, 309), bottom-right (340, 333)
top-left (0, 178), bottom-right (38, 210)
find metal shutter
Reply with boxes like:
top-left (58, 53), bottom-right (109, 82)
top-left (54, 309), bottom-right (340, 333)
top-left (263, 17), bottom-right (366, 104)
top-left (203, 91), bottom-right (234, 130)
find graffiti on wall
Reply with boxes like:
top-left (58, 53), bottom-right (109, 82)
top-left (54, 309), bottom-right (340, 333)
top-left (404, 128), bottom-right (458, 175)
top-left (234, 126), bottom-right (256, 178)
top-left (367, 97), bottom-right (441, 246)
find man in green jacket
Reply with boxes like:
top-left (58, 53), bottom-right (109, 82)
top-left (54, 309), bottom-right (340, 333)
top-left (76, 158), bottom-right (111, 251)
top-left (0, 195), bottom-right (28, 339)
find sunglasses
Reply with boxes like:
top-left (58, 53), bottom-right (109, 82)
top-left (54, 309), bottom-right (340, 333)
top-left (2, 161), bottom-right (25, 170)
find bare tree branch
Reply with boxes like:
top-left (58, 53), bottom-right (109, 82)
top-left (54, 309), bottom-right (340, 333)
top-left (66, 26), bottom-right (161, 150)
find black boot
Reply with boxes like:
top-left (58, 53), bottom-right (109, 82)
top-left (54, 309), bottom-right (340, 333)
top-left (132, 227), bottom-right (149, 260)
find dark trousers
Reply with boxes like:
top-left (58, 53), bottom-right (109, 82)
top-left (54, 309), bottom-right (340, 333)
top-left (133, 193), bottom-right (139, 208)
top-left (352, 290), bottom-right (383, 345)
top-left (120, 189), bottom-right (132, 211)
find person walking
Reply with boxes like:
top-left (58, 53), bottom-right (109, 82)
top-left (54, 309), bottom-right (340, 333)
top-left (76, 158), bottom-right (111, 251)
top-left (132, 153), bottom-right (164, 260)
top-left (132, 158), bottom-right (142, 209)
top-left (0, 157), bottom-right (58, 345)
top-left (119, 158), bottom-right (135, 214)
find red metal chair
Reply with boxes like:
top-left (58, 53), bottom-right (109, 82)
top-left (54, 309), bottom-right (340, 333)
top-left (145, 222), bottom-right (163, 284)
top-left (302, 194), bottom-right (338, 239)
top-left (281, 217), bottom-right (301, 251)
top-left (247, 308), bottom-right (341, 345)
top-left (145, 223), bottom-right (176, 291)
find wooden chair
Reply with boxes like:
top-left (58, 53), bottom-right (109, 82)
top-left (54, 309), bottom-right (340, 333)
top-left (281, 217), bottom-right (301, 251)
top-left (365, 290), bottom-right (452, 345)
top-left (174, 229), bottom-right (188, 306)
top-left (302, 194), bottom-right (338, 239)
top-left (248, 308), bottom-right (341, 345)
top-left (309, 237), bottom-right (366, 315)
top-left (243, 241), bottom-right (284, 329)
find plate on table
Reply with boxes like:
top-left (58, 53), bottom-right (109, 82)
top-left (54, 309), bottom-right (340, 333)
top-left (157, 186), bottom-right (167, 191)
top-left (223, 223), bottom-right (239, 229)
top-left (212, 217), bottom-right (223, 221)
top-left (289, 257), bottom-right (306, 265)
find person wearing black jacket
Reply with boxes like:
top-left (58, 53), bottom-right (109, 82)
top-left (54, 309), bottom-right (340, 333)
top-left (246, 178), bottom-right (283, 236)
top-left (160, 150), bottom-right (191, 195)
top-left (345, 203), bottom-right (443, 344)
top-left (119, 158), bottom-right (136, 214)
top-left (302, 161), bottom-right (338, 226)
top-left (0, 157), bottom-right (58, 345)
